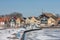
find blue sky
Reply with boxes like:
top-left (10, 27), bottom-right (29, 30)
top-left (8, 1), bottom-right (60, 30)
top-left (0, 0), bottom-right (60, 17)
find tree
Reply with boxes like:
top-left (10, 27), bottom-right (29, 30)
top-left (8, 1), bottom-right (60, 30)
top-left (9, 12), bottom-right (23, 18)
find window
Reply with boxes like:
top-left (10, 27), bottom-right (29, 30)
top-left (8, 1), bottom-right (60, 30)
top-left (41, 17), bottom-right (48, 24)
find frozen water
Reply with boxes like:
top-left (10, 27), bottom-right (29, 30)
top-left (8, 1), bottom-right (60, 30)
top-left (23, 29), bottom-right (60, 40)
top-left (0, 27), bottom-right (60, 40)
top-left (0, 28), bottom-right (21, 40)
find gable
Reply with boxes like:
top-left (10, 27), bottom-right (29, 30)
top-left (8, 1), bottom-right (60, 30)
top-left (40, 14), bottom-right (49, 19)
top-left (30, 17), bottom-right (37, 21)
top-left (48, 17), bottom-right (56, 22)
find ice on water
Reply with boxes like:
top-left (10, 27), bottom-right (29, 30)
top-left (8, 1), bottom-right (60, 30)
top-left (0, 26), bottom-right (60, 40)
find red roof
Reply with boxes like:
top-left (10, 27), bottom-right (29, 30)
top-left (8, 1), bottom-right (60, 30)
top-left (0, 17), bottom-right (10, 22)
top-left (57, 18), bottom-right (60, 20)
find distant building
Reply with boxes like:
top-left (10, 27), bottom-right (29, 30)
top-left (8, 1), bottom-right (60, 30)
top-left (40, 14), bottom-right (49, 27)
top-left (0, 18), bottom-right (5, 27)
top-left (30, 16), bottom-right (40, 24)
top-left (57, 17), bottom-right (60, 25)
top-left (25, 17), bottom-right (30, 24)
top-left (22, 17), bottom-right (26, 24)
top-left (39, 13), bottom-right (57, 27)
top-left (16, 17), bottom-right (22, 28)
top-left (9, 17), bottom-right (16, 28)
top-left (48, 17), bottom-right (57, 26)
top-left (0, 16), bottom-right (10, 28)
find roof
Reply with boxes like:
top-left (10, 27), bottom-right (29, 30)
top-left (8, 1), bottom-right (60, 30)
top-left (0, 17), bottom-right (10, 22)
top-left (28, 17), bottom-right (32, 19)
top-left (23, 17), bottom-right (26, 20)
top-left (57, 17), bottom-right (60, 20)
top-left (34, 17), bottom-right (40, 20)
top-left (43, 13), bottom-right (54, 17)
top-left (28, 16), bottom-right (40, 20)
top-left (40, 12), bottom-right (57, 20)
top-left (40, 14), bottom-right (49, 18)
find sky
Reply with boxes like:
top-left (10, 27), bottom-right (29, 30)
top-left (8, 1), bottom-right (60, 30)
top-left (0, 0), bottom-right (60, 17)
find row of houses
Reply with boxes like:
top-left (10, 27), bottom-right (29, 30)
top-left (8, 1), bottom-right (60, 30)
top-left (0, 12), bottom-right (60, 28)
top-left (0, 16), bottom-right (23, 28)
top-left (25, 13), bottom-right (60, 27)
top-left (25, 13), bottom-right (58, 27)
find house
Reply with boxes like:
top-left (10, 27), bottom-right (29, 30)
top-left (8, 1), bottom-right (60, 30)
top-left (0, 16), bottom-right (10, 28)
top-left (40, 14), bottom-right (49, 27)
top-left (9, 17), bottom-right (16, 28)
top-left (0, 18), bottom-right (5, 27)
top-left (16, 17), bottom-right (22, 28)
top-left (48, 16), bottom-right (57, 26)
top-left (3, 17), bottom-right (10, 24)
top-left (25, 17), bottom-right (30, 24)
top-left (25, 16), bottom-right (40, 25)
top-left (30, 16), bottom-right (36, 24)
top-left (57, 17), bottom-right (60, 25)
top-left (22, 17), bottom-right (26, 24)
top-left (24, 16), bottom-right (40, 29)
top-left (30, 16), bottom-right (40, 25)
top-left (40, 12), bottom-right (57, 27)
top-left (0, 17), bottom-right (8, 28)
top-left (3, 17), bottom-right (10, 28)
top-left (44, 13), bottom-right (57, 26)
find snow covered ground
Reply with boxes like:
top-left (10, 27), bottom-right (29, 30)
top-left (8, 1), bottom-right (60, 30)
top-left (0, 27), bottom-right (60, 40)
top-left (23, 29), bottom-right (60, 40)
top-left (0, 28), bottom-right (24, 40)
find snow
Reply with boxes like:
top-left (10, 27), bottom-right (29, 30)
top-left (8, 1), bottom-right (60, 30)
top-left (23, 29), bottom-right (60, 40)
top-left (0, 27), bottom-right (27, 40)
top-left (0, 27), bottom-right (60, 40)
top-left (0, 28), bottom-right (23, 40)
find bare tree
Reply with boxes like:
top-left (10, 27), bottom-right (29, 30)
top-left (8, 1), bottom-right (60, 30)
top-left (9, 12), bottom-right (23, 18)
